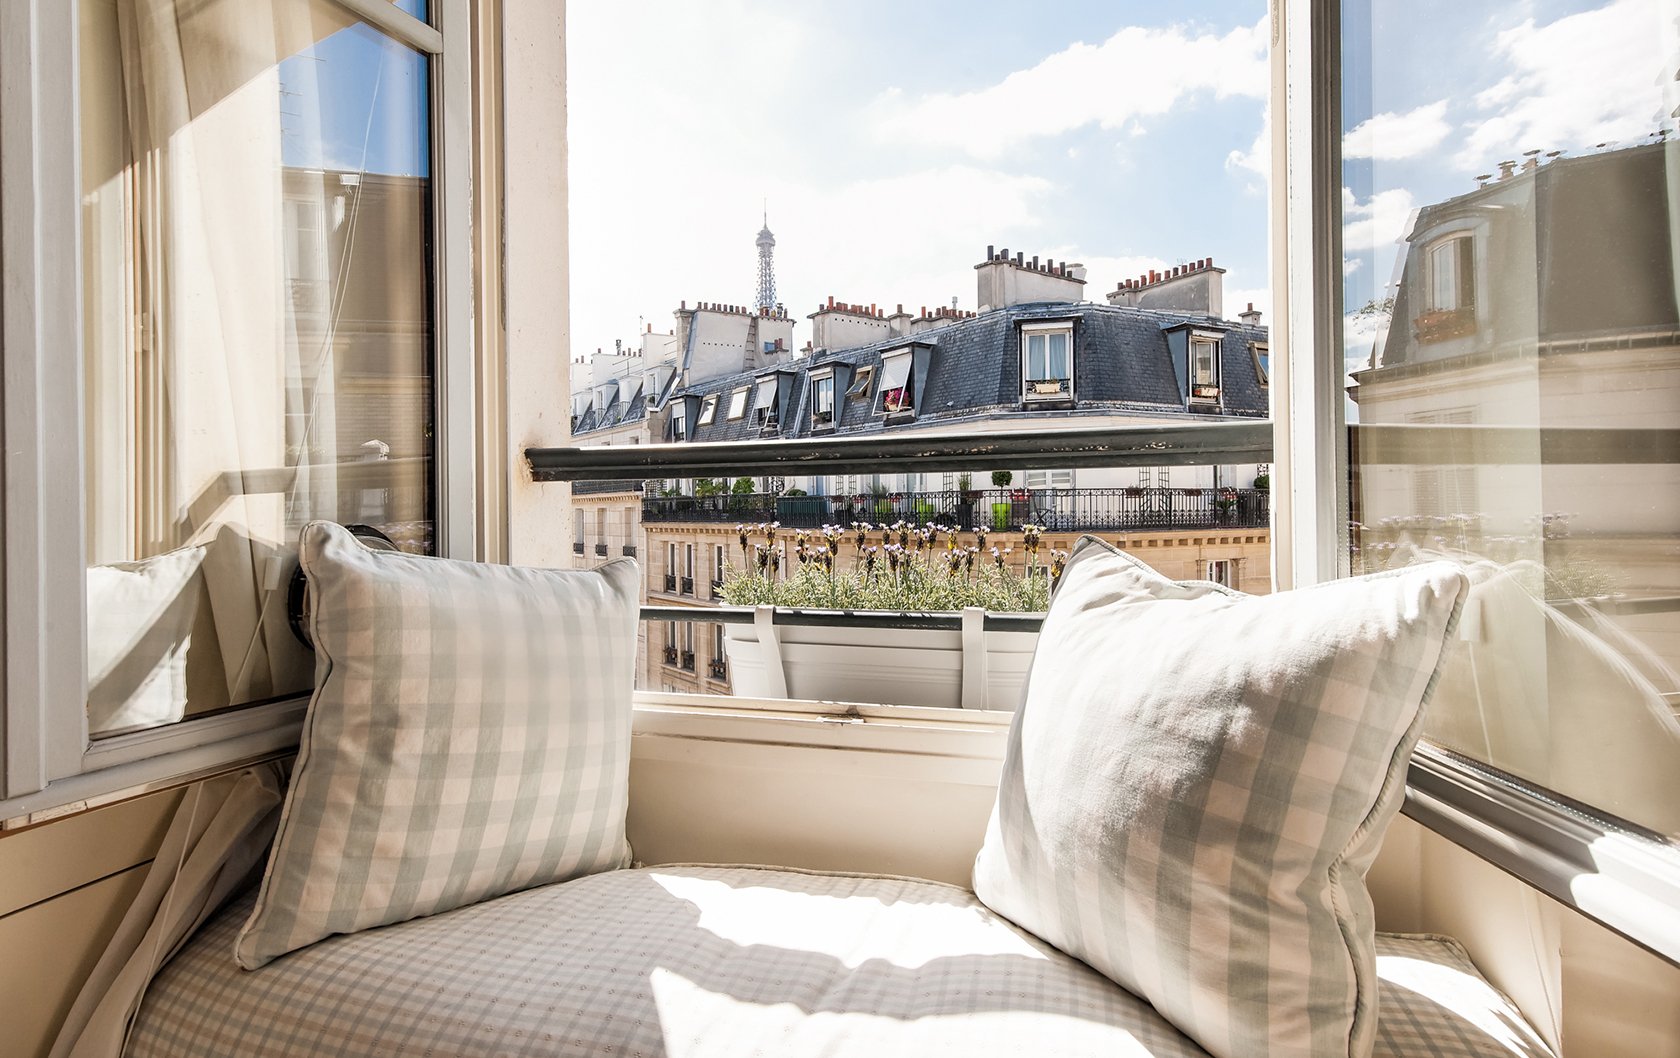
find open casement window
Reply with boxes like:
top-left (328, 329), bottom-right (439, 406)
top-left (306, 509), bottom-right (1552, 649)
top-left (697, 395), bottom-right (717, 426)
top-left (846, 365), bottom-right (874, 399)
top-left (811, 372), bottom-right (836, 426)
top-left (1021, 323), bottom-right (1073, 400)
top-left (1251, 343), bottom-right (1269, 386)
top-left (0, 0), bottom-right (477, 814)
top-left (67, 0), bottom-right (458, 754)
top-left (752, 376), bottom-right (780, 428)
top-left (1189, 335), bottom-right (1221, 404)
top-left (727, 387), bottom-right (749, 420)
top-left (1322, 0), bottom-right (1680, 970)
top-left (876, 352), bottom-right (914, 415)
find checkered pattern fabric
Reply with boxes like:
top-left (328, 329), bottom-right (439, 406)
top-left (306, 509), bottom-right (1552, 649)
top-left (129, 867), bottom-right (1551, 1058)
top-left (973, 536), bottom-right (1469, 1058)
top-left (233, 522), bottom-right (641, 969)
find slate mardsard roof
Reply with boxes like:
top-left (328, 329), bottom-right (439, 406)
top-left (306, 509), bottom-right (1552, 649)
top-left (574, 299), bottom-right (1269, 443)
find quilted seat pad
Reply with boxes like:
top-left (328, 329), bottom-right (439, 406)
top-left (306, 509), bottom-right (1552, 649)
top-left (126, 865), bottom-right (1553, 1058)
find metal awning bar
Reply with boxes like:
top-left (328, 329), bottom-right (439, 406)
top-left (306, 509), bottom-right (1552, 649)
top-left (527, 420), bottom-right (1275, 481)
top-left (640, 604), bottom-right (1046, 633)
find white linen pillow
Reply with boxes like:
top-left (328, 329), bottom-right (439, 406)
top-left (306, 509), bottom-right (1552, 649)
top-left (972, 536), bottom-right (1468, 1058)
top-left (236, 522), bottom-right (641, 969)
top-left (86, 546), bottom-right (207, 737)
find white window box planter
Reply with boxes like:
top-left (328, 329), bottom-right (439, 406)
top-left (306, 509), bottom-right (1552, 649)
top-left (721, 609), bottom-right (1039, 710)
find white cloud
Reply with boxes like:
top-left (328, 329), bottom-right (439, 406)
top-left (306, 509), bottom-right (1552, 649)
top-left (1341, 187), bottom-right (1416, 254)
top-left (870, 18), bottom-right (1269, 159)
top-left (1458, 0), bottom-right (1667, 168)
top-left (1343, 100), bottom-right (1452, 160)
top-left (1225, 110), bottom-right (1270, 186)
top-left (1343, 257), bottom-right (1363, 276)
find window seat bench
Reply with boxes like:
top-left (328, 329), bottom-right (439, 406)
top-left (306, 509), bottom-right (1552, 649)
top-left (128, 864), bottom-right (1555, 1058)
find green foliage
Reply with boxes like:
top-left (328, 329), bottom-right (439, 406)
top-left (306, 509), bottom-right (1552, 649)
top-left (782, 487), bottom-right (808, 497)
top-left (990, 470), bottom-right (1013, 488)
top-left (1252, 472), bottom-right (1270, 491)
top-left (956, 472), bottom-right (974, 493)
top-left (731, 476), bottom-right (756, 495)
top-left (694, 477), bottom-right (727, 497)
top-left (718, 521), bottom-right (1057, 613)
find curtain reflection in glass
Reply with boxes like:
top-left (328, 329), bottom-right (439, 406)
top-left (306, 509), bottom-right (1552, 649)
top-left (79, 0), bottom-right (433, 737)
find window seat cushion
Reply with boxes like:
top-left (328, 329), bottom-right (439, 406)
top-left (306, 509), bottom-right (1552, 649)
top-left (127, 865), bottom-right (1555, 1058)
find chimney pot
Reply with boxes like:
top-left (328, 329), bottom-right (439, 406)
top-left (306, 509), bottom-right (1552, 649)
top-left (1015, 252), bottom-right (1024, 266)
top-left (1031, 255), bottom-right (1039, 269)
top-left (986, 244), bottom-right (995, 259)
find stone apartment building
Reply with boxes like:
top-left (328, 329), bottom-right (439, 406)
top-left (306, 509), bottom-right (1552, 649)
top-left (570, 244), bottom-right (1272, 694)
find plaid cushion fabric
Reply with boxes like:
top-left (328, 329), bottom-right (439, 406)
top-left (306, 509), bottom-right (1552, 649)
top-left (973, 536), bottom-right (1469, 1058)
top-left (132, 869), bottom-right (1553, 1058)
top-left (234, 522), bottom-right (640, 969)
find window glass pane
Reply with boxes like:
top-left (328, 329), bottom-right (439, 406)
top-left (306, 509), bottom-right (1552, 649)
top-left (1342, 0), bottom-right (1680, 837)
top-left (1047, 331), bottom-right (1069, 378)
top-left (79, 0), bottom-right (434, 737)
top-left (1027, 333), bottom-right (1046, 379)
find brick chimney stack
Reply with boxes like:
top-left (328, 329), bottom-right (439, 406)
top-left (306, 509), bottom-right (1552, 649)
top-left (1105, 257), bottom-right (1225, 317)
top-left (974, 245), bottom-right (1087, 311)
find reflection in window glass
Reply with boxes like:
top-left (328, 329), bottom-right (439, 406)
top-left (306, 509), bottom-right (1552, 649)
top-left (1342, 0), bottom-right (1680, 837)
top-left (79, 0), bottom-right (433, 736)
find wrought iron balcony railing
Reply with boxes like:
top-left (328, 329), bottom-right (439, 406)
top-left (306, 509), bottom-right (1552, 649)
top-left (595, 542), bottom-right (608, 556)
top-left (662, 573), bottom-right (678, 593)
top-left (573, 541), bottom-right (584, 554)
top-left (623, 544), bottom-right (638, 557)
top-left (680, 576), bottom-right (695, 595)
top-left (642, 486), bottom-right (1268, 533)
top-left (708, 658), bottom-right (728, 680)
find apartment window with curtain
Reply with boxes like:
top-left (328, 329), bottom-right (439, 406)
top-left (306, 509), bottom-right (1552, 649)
top-left (77, 0), bottom-right (436, 739)
top-left (1021, 323), bottom-right (1073, 400)
top-left (1341, 0), bottom-right (1680, 842)
top-left (1189, 335), bottom-right (1220, 404)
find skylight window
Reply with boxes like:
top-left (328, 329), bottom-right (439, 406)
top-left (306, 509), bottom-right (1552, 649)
top-left (698, 394), bottom-right (718, 425)
top-left (727, 387), bottom-right (748, 420)
top-left (846, 366), bottom-right (874, 398)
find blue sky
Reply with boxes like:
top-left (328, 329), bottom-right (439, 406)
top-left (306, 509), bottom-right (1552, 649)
top-left (279, 2), bottom-right (430, 178)
top-left (566, 2), bottom-right (1273, 359)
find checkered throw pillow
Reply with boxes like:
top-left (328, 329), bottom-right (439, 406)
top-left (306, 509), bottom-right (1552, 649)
top-left (235, 522), bottom-right (641, 969)
top-left (973, 536), bottom-right (1468, 1058)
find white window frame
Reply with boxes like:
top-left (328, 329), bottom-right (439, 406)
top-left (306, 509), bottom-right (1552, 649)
top-left (811, 370), bottom-right (836, 425)
top-left (727, 387), bottom-right (749, 420)
top-left (1020, 321), bottom-right (1074, 401)
top-left (1189, 333), bottom-right (1222, 404)
top-left (1424, 232), bottom-right (1475, 314)
top-left (671, 406), bottom-right (687, 441)
top-left (752, 376), bottom-right (779, 427)
top-left (0, 0), bottom-right (469, 818)
top-left (697, 394), bottom-right (717, 425)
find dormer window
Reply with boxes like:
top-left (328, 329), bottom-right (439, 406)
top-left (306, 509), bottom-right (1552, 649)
top-left (1190, 334), bottom-right (1221, 404)
top-left (1251, 342), bottom-right (1269, 386)
top-left (753, 376), bottom-right (779, 427)
top-left (670, 405), bottom-right (687, 441)
top-left (698, 394), bottom-right (717, 425)
top-left (1416, 233), bottom-right (1477, 343)
top-left (811, 371), bottom-right (836, 427)
top-left (1426, 234), bottom-right (1474, 313)
top-left (877, 351), bottom-right (914, 415)
top-left (727, 387), bottom-right (748, 420)
top-left (1021, 322), bottom-right (1073, 400)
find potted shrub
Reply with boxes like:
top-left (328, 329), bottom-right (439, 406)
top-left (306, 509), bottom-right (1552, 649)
top-left (718, 521), bottom-right (1067, 710)
top-left (955, 472), bottom-right (979, 526)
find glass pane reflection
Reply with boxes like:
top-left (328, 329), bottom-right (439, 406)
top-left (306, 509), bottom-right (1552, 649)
top-left (1341, 0), bottom-right (1680, 836)
top-left (78, 0), bottom-right (434, 737)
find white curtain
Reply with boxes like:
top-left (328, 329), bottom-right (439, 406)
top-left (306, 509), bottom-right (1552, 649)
top-left (48, 764), bottom-right (286, 1058)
